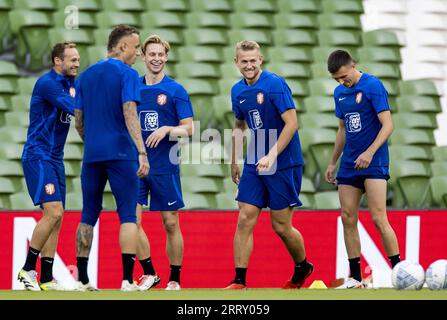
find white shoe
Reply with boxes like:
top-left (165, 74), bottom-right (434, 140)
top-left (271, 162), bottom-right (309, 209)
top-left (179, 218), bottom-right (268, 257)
top-left (138, 274), bottom-right (160, 291)
top-left (17, 269), bottom-right (41, 291)
top-left (39, 279), bottom-right (65, 291)
top-left (165, 281), bottom-right (181, 291)
top-left (75, 281), bottom-right (100, 292)
top-left (335, 277), bottom-right (365, 289)
top-left (121, 280), bottom-right (141, 292)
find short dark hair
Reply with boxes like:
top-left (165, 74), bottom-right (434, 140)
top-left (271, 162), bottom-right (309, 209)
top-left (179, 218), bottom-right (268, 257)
top-left (107, 24), bottom-right (140, 52)
top-left (327, 50), bottom-right (355, 74)
top-left (51, 42), bottom-right (76, 65)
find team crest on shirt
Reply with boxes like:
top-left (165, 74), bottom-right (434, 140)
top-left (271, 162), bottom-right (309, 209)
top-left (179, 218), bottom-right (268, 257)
top-left (346, 112), bottom-right (362, 133)
top-left (60, 112), bottom-right (72, 124)
top-left (257, 92), bottom-right (264, 105)
top-left (69, 87), bottom-right (76, 98)
top-left (249, 109), bottom-right (263, 129)
top-left (45, 183), bottom-right (55, 195)
top-left (140, 111), bottom-right (159, 131)
top-left (356, 92), bottom-right (363, 104)
top-left (157, 94), bottom-right (167, 106)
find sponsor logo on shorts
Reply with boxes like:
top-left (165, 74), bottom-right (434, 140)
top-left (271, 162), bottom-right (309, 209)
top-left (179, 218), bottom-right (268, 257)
top-left (257, 92), bottom-right (264, 105)
top-left (356, 92), bottom-right (363, 104)
top-left (45, 183), bottom-right (55, 195)
top-left (140, 111), bottom-right (159, 131)
top-left (157, 94), bottom-right (167, 106)
top-left (346, 112), bottom-right (362, 133)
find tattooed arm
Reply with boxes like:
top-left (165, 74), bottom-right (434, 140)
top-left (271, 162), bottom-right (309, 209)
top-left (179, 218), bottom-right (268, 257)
top-left (75, 109), bottom-right (84, 141)
top-left (123, 101), bottom-right (149, 178)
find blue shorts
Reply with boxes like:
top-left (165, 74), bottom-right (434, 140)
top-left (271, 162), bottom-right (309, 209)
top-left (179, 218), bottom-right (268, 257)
top-left (236, 166), bottom-right (303, 210)
top-left (81, 160), bottom-right (139, 226)
top-left (336, 166), bottom-right (390, 193)
top-left (22, 160), bottom-right (66, 208)
top-left (138, 173), bottom-right (184, 211)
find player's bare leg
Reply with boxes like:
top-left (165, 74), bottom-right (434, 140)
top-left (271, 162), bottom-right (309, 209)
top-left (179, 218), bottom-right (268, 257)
top-left (136, 204), bottom-right (160, 290)
top-left (162, 211), bottom-right (183, 290)
top-left (74, 222), bottom-right (98, 291)
top-left (18, 201), bottom-right (63, 291)
top-left (224, 202), bottom-right (261, 289)
top-left (119, 222), bottom-right (140, 290)
top-left (365, 179), bottom-right (400, 266)
top-left (270, 207), bottom-right (314, 289)
top-left (337, 184), bottom-right (364, 288)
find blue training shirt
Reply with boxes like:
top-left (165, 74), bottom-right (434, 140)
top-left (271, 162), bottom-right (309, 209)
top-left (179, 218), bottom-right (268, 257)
top-left (138, 75), bottom-right (194, 175)
top-left (75, 58), bottom-right (141, 163)
top-left (22, 69), bottom-right (76, 162)
top-left (334, 72), bottom-right (390, 169)
top-left (231, 70), bottom-right (304, 172)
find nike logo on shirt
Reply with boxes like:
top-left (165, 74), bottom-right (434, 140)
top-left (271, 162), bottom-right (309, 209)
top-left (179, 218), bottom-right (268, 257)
top-left (240, 99), bottom-right (246, 104)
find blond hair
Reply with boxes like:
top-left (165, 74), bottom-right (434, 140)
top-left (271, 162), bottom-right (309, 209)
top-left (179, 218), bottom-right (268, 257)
top-left (235, 40), bottom-right (262, 57)
top-left (142, 34), bottom-right (170, 54)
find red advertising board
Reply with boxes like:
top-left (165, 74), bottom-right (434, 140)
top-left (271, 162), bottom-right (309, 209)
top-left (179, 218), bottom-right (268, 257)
top-left (1, 210), bottom-right (446, 289)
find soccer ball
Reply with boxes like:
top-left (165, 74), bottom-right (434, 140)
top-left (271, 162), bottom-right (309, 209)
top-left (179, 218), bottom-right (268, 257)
top-left (391, 260), bottom-right (425, 290)
top-left (425, 260), bottom-right (447, 290)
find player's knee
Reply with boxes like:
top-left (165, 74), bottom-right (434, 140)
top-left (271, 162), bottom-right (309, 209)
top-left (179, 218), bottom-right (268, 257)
top-left (162, 217), bottom-right (178, 234)
top-left (237, 214), bottom-right (255, 231)
top-left (44, 204), bottom-right (63, 224)
top-left (371, 215), bottom-right (388, 233)
top-left (341, 210), bottom-right (357, 227)
top-left (271, 220), bottom-right (289, 237)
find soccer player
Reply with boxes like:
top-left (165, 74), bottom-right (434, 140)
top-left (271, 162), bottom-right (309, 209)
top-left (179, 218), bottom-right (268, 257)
top-left (225, 41), bottom-right (314, 290)
top-left (324, 50), bottom-right (400, 289)
top-left (135, 35), bottom-right (194, 291)
top-left (18, 42), bottom-right (80, 291)
top-left (74, 25), bottom-right (149, 292)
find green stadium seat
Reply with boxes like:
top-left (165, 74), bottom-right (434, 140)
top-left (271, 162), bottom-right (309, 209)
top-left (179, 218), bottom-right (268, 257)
top-left (178, 46), bottom-right (223, 63)
top-left (0, 96), bottom-right (9, 113)
top-left (184, 29), bottom-right (228, 46)
top-left (431, 162), bottom-right (447, 177)
top-left (381, 79), bottom-right (399, 98)
top-left (66, 128), bottom-right (84, 144)
top-left (68, 177), bottom-right (82, 193)
top-left (179, 141), bottom-right (229, 164)
top-left (218, 78), bottom-right (238, 95)
top-left (212, 95), bottom-right (233, 128)
top-left (222, 177), bottom-right (237, 194)
top-left (0, 78), bottom-right (17, 95)
top-left (87, 46), bottom-right (106, 64)
top-left (65, 192), bottom-right (83, 211)
top-left (308, 79), bottom-right (337, 96)
top-left (317, 30), bottom-right (362, 47)
top-left (287, 80), bottom-right (310, 98)
top-left (9, 192), bottom-right (36, 210)
top-left (274, 13), bottom-right (318, 29)
top-left (101, 0), bottom-right (144, 12)
top-left (11, 95), bottom-right (31, 112)
top-left (390, 129), bottom-right (435, 149)
top-left (389, 145), bottom-right (432, 171)
top-left (142, 28), bottom-right (184, 45)
top-left (102, 193), bottom-right (116, 210)
top-left (234, 0), bottom-right (277, 13)
top-left (432, 146), bottom-right (447, 161)
top-left (311, 63), bottom-right (330, 78)
top-left (299, 193), bottom-right (315, 209)
top-left (178, 79), bottom-right (217, 96)
top-left (0, 160), bottom-right (23, 176)
top-left (96, 12), bottom-right (141, 29)
top-left (430, 177), bottom-right (447, 207)
top-left (0, 177), bottom-right (16, 194)
top-left (190, 0), bottom-right (233, 12)
top-left (18, 77), bottom-right (37, 95)
top-left (362, 30), bottom-right (403, 47)
top-left (8, 10), bottom-right (53, 71)
top-left (359, 63), bottom-right (400, 79)
top-left (215, 192), bottom-right (238, 210)
top-left (278, 0), bottom-right (320, 13)
top-left (0, 0), bottom-right (13, 53)
top-left (389, 160), bottom-right (431, 208)
top-left (4, 111), bottom-right (29, 127)
top-left (93, 29), bottom-right (111, 46)
top-left (175, 63), bottom-right (221, 79)
top-left (358, 47), bottom-right (401, 63)
top-left (64, 160), bottom-right (81, 177)
top-left (299, 113), bottom-right (338, 130)
top-left (392, 113), bottom-right (437, 130)
top-left (301, 176), bottom-right (316, 194)
top-left (0, 126), bottom-right (27, 143)
top-left (14, 0), bottom-right (56, 11)
top-left (229, 13), bottom-right (273, 29)
top-left (267, 47), bottom-right (313, 63)
top-left (64, 144), bottom-right (83, 160)
top-left (399, 80), bottom-right (440, 97)
top-left (273, 30), bottom-right (317, 46)
top-left (228, 29), bottom-right (271, 46)
top-left (177, 78), bottom-right (217, 124)
top-left (0, 61), bottom-right (19, 78)
top-left (57, 0), bottom-right (101, 12)
top-left (141, 12), bottom-right (185, 29)
top-left (220, 63), bottom-right (241, 79)
top-left (0, 143), bottom-right (23, 160)
top-left (321, 0), bottom-right (363, 13)
top-left (145, 0), bottom-right (189, 12)
top-left (52, 11), bottom-right (97, 30)
top-left (181, 164), bottom-right (226, 178)
top-left (318, 13), bottom-right (362, 30)
top-left (182, 192), bottom-right (216, 210)
top-left (303, 96), bottom-right (335, 113)
top-left (267, 63), bottom-right (311, 79)
top-left (396, 96), bottom-right (442, 114)
top-left (314, 191), bottom-right (340, 210)
top-left (185, 12), bottom-right (229, 29)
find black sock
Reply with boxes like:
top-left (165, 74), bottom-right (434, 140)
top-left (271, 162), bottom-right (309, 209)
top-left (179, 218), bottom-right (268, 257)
top-left (292, 258), bottom-right (312, 283)
top-left (77, 257), bottom-right (89, 285)
top-left (139, 257), bottom-right (156, 275)
top-left (40, 257), bottom-right (54, 283)
top-left (169, 265), bottom-right (181, 284)
top-left (122, 254), bottom-right (136, 283)
top-left (388, 254), bottom-right (401, 268)
top-left (349, 257), bottom-right (362, 282)
top-left (234, 267), bottom-right (247, 285)
top-left (23, 247), bottom-right (40, 271)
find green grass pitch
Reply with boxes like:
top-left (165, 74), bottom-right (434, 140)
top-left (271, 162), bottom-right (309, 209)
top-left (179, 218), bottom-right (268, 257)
top-left (1, 288), bottom-right (447, 300)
